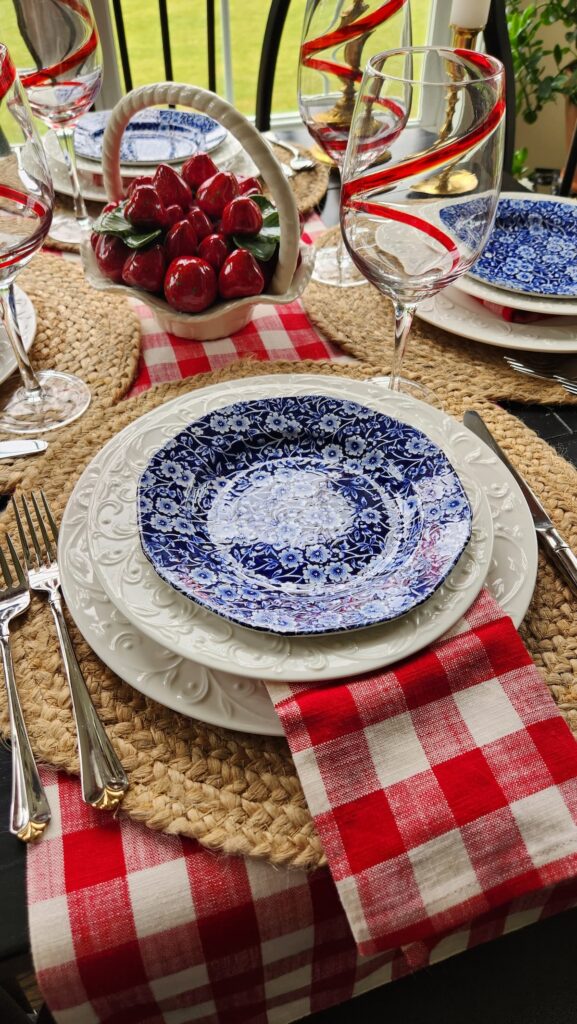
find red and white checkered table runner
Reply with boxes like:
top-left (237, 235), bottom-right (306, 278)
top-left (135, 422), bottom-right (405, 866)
top-left (26, 215), bottom-right (577, 1022)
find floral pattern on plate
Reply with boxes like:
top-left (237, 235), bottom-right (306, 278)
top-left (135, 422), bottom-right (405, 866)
top-left (441, 197), bottom-right (577, 298)
top-left (137, 395), bottom-right (472, 635)
top-left (74, 109), bottom-right (227, 165)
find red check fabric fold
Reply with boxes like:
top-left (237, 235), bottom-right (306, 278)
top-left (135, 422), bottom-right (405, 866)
top-left (265, 589), bottom-right (577, 956)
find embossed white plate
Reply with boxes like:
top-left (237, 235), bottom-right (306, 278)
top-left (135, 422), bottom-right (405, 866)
top-left (417, 285), bottom-right (577, 354)
top-left (0, 287), bottom-right (36, 386)
top-left (454, 270), bottom-right (577, 318)
top-left (80, 375), bottom-right (535, 688)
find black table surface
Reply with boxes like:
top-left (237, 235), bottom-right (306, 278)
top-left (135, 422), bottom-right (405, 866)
top-left (2, 160), bottom-right (577, 1020)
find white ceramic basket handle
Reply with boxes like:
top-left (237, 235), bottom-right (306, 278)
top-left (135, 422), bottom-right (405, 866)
top-left (102, 83), bottom-right (300, 295)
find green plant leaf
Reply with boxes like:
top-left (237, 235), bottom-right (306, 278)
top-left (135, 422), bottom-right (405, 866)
top-left (233, 234), bottom-right (278, 262)
top-left (123, 229), bottom-right (163, 249)
top-left (92, 202), bottom-right (162, 249)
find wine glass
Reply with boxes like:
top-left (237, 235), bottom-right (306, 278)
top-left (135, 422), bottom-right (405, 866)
top-left (0, 45), bottom-right (91, 433)
top-left (15, 0), bottom-right (103, 245)
top-left (298, 0), bottom-right (411, 288)
top-left (340, 47), bottom-right (505, 402)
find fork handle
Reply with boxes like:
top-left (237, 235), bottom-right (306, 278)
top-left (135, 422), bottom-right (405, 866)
top-left (0, 632), bottom-right (51, 842)
top-left (47, 594), bottom-right (129, 810)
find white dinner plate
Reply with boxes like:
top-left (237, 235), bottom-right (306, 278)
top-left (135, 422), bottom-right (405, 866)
top-left (79, 375), bottom-right (535, 687)
top-left (454, 272), bottom-right (577, 318)
top-left (0, 287), bottom-right (37, 386)
top-left (417, 285), bottom-right (577, 353)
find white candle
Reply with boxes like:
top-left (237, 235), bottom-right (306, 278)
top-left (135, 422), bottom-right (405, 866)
top-left (449, 0), bottom-right (491, 28)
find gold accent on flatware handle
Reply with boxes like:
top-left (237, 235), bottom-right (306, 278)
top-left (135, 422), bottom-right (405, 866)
top-left (17, 819), bottom-right (49, 843)
top-left (91, 785), bottom-right (127, 812)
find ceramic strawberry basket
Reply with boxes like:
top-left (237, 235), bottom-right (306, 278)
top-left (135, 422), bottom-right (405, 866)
top-left (82, 81), bottom-right (313, 341)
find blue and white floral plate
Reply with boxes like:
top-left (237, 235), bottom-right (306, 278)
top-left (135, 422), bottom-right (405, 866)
top-left (74, 109), bottom-right (227, 166)
top-left (137, 395), bottom-right (472, 635)
top-left (442, 195), bottom-right (577, 298)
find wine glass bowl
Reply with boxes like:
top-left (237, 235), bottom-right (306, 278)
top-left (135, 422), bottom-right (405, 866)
top-left (16, 0), bottom-right (103, 243)
top-left (0, 44), bottom-right (91, 433)
top-left (340, 47), bottom-right (506, 399)
top-left (298, 0), bottom-right (411, 288)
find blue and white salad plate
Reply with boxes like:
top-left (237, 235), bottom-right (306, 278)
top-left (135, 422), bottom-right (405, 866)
top-left (137, 395), bottom-right (472, 636)
top-left (74, 109), bottom-right (227, 166)
top-left (442, 196), bottom-right (577, 298)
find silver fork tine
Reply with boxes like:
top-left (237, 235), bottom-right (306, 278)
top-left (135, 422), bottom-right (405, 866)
top-left (21, 494), bottom-right (43, 564)
top-left (0, 544), bottom-right (13, 588)
top-left (11, 497), bottom-right (31, 569)
top-left (6, 535), bottom-right (25, 587)
top-left (31, 492), bottom-right (56, 563)
top-left (40, 490), bottom-right (59, 544)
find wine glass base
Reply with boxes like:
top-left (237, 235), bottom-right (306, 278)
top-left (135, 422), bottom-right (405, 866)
top-left (369, 375), bottom-right (444, 410)
top-left (48, 212), bottom-right (89, 246)
top-left (0, 370), bottom-right (91, 434)
top-left (312, 245), bottom-right (367, 288)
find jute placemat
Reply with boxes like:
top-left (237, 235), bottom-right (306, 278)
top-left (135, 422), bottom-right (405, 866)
top-left (0, 252), bottom-right (141, 490)
top-left (303, 227), bottom-right (577, 408)
top-left (270, 143), bottom-right (330, 216)
top-left (1, 355), bottom-right (577, 870)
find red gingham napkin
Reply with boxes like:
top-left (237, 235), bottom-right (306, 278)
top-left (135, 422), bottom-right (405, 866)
top-left (474, 297), bottom-right (550, 324)
top-left (264, 589), bottom-right (577, 956)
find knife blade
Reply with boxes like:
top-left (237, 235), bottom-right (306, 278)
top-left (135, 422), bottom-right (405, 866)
top-left (0, 439), bottom-right (48, 460)
top-left (464, 409), bottom-right (577, 597)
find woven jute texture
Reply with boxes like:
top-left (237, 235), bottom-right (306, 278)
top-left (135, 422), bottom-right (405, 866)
top-left (270, 143), bottom-right (330, 216)
top-left (0, 252), bottom-right (141, 491)
top-left (1, 344), bottom-right (577, 870)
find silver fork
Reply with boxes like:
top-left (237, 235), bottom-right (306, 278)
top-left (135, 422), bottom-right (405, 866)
top-left (0, 535), bottom-right (51, 842)
top-left (504, 353), bottom-right (577, 395)
top-left (12, 492), bottom-right (129, 811)
top-left (264, 132), bottom-right (317, 171)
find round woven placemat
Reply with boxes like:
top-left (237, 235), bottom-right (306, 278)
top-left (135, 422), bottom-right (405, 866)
top-left (1, 356), bottom-right (577, 870)
top-left (0, 251), bottom-right (141, 490)
top-left (303, 227), bottom-right (577, 408)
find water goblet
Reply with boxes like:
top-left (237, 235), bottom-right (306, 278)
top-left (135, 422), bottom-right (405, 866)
top-left (340, 46), bottom-right (505, 402)
top-left (298, 0), bottom-right (411, 288)
top-left (0, 45), bottom-right (91, 433)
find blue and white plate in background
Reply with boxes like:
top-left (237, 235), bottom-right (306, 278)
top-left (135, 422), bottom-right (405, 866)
top-left (441, 195), bottom-right (577, 298)
top-left (137, 395), bottom-right (472, 636)
top-left (74, 109), bottom-right (227, 166)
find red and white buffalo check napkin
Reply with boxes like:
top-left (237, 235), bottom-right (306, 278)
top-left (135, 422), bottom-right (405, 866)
top-left (265, 589), bottom-right (577, 956)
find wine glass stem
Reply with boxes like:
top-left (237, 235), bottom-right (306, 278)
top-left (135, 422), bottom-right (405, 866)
top-left (55, 127), bottom-right (90, 229)
top-left (391, 302), bottom-right (416, 391)
top-left (0, 285), bottom-right (41, 394)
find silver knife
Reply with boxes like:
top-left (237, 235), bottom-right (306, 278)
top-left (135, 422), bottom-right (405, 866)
top-left (464, 409), bottom-right (577, 597)
top-left (0, 439), bottom-right (48, 460)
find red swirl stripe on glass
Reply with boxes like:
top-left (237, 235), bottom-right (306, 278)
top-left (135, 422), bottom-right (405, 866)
top-left (301, 0), bottom-right (407, 84)
top-left (0, 51), bottom-right (16, 102)
top-left (19, 0), bottom-right (98, 88)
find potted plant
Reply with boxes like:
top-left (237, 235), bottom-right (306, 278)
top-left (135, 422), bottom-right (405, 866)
top-left (506, 0), bottom-right (577, 186)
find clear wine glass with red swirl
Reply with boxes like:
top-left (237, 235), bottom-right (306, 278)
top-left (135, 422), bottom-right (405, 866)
top-left (0, 45), bottom-right (91, 433)
top-left (15, 0), bottom-right (103, 245)
top-left (298, 0), bottom-right (411, 288)
top-left (340, 47), bottom-right (505, 403)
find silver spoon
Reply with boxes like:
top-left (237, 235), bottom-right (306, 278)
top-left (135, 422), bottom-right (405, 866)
top-left (264, 133), bottom-right (316, 172)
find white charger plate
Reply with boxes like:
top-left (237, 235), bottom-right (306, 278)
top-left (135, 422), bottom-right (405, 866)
top-left (0, 287), bottom-right (37, 386)
top-left (417, 285), bottom-right (577, 354)
top-left (76, 375), bottom-right (536, 689)
top-left (454, 272), bottom-right (577, 318)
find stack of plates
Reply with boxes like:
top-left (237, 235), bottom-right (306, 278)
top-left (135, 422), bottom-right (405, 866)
top-left (59, 373), bottom-right (538, 737)
top-left (45, 108), bottom-right (259, 204)
top-left (418, 193), bottom-right (577, 354)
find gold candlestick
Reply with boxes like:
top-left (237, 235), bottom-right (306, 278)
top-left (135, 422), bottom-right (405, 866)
top-left (413, 24), bottom-right (482, 196)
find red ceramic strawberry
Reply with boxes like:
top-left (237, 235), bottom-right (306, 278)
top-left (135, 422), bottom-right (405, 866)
top-left (102, 200), bottom-right (121, 213)
top-left (90, 230), bottom-right (99, 252)
top-left (125, 184), bottom-right (166, 230)
top-left (127, 175), bottom-right (153, 196)
top-left (218, 249), bottom-right (265, 299)
top-left (238, 176), bottom-right (262, 196)
top-left (94, 234), bottom-right (130, 282)
top-left (195, 171), bottom-right (239, 220)
top-left (164, 203), bottom-right (184, 229)
top-left (165, 219), bottom-right (198, 263)
top-left (181, 153), bottom-right (218, 190)
top-left (153, 164), bottom-right (192, 212)
top-left (122, 243), bottom-right (166, 293)
top-left (198, 233), bottom-right (229, 273)
top-left (187, 205), bottom-right (213, 242)
top-left (164, 256), bottom-right (218, 313)
top-left (221, 196), bottom-right (263, 237)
